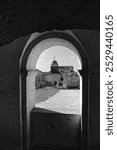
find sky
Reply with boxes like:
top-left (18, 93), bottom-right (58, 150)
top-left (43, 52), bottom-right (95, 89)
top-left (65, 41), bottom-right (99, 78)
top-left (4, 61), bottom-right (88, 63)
top-left (36, 46), bottom-right (81, 72)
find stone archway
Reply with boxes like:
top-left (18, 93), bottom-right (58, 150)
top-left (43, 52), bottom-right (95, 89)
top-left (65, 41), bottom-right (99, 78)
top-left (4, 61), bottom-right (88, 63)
top-left (20, 31), bottom-right (88, 150)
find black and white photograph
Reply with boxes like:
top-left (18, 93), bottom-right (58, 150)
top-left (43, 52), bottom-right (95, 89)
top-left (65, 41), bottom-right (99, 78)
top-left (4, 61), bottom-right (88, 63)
top-left (0, 1), bottom-right (100, 150)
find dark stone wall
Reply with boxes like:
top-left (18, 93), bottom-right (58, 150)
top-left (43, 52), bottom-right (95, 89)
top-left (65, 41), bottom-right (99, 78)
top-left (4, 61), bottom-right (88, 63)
top-left (0, 0), bottom-right (99, 46)
top-left (0, 35), bottom-right (30, 150)
top-left (0, 30), bottom-right (99, 150)
top-left (73, 30), bottom-right (100, 149)
top-left (31, 109), bottom-right (81, 149)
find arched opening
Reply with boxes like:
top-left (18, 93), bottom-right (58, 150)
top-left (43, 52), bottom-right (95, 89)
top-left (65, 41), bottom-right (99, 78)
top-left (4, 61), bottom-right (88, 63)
top-left (35, 46), bottom-right (82, 114)
top-left (20, 31), bottom-right (88, 150)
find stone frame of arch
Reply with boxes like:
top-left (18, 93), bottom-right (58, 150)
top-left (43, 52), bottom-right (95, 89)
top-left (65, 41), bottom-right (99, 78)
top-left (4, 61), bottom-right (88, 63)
top-left (20, 31), bottom-right (88, 150)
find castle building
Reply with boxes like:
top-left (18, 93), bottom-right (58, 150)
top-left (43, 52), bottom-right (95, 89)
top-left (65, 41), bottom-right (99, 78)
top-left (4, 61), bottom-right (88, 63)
top-left (36, 58), bottom-right (80, 89)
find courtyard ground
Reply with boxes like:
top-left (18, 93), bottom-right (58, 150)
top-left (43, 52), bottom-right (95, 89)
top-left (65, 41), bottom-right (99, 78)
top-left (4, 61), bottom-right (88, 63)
top-left (36, 87), bottom-right (59, 103)
top-left (35, 88), bottom-right (80, 114)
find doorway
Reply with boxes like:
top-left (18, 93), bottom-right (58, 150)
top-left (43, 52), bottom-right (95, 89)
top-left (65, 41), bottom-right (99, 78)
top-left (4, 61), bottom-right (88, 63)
top-left (20, 31), bottom-right (88, 150)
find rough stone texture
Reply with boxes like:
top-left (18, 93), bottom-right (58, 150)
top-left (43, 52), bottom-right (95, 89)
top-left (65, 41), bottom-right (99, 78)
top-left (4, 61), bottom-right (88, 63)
top-left (0, 0), bottom-right (99, 46)
top-left (0, 30), bottom-right (99, 150)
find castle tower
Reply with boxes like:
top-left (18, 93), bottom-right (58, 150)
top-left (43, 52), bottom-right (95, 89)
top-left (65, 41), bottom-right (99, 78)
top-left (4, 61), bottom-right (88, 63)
top-left (51, 56), bottom-right (59, 73)
top-left (51, 56), bottom-right (58, 67)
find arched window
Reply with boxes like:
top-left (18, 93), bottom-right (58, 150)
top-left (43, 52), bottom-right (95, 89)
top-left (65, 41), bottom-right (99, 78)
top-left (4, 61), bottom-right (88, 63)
top-left (20, 31), bottom-right (88, 150)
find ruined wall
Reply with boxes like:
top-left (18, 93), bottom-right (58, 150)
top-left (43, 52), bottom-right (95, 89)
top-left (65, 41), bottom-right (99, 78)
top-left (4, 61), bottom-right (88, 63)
top-left (0, 30), bottom-right (99, 150)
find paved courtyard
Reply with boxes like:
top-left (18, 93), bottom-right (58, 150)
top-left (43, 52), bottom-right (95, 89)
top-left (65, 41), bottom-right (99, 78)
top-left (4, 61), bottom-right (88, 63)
top-left (35, 89), bottom-right (81, 114)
